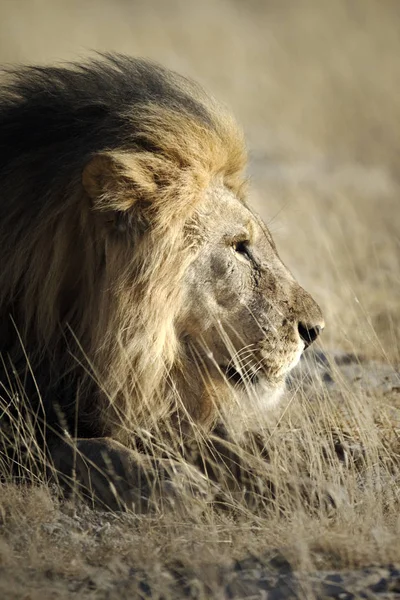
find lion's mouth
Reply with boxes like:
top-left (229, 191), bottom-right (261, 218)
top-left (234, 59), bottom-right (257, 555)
top-left (220, 353), bottom-right (300, 388)
top-left (222, 364), bottom-right (260, 387)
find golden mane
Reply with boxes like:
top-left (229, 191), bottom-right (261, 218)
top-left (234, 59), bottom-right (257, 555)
top-left (0, 55), bottom-right (247, 446)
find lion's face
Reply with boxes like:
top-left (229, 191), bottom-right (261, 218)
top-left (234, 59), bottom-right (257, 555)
top-left (181, 185), bottom-right (324, 414)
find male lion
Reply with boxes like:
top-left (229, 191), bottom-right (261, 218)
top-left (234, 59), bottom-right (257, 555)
top-left (0, 54), bottom-right (324, 511)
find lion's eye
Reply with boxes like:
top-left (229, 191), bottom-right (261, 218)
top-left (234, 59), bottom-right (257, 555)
top-left (232, 240), bottom-right (252, 261)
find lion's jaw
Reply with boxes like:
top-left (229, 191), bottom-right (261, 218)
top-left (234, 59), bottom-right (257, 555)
top-left (232, 339), bottom-right (304, 413)
top-left (200, 369), bottom-right (287, 438)
top-left (232, 378), bottom-right (286, 425)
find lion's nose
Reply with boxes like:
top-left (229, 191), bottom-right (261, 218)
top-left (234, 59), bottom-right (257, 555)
top-left (298, 320), bottom-right (324, 349)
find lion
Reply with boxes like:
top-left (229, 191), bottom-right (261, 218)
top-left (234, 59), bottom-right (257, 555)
top-left (0, 54), bottom-right (324, 511)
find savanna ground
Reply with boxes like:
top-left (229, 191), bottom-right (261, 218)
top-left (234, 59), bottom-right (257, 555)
top-left (1, 1), bottom-right (400, 598)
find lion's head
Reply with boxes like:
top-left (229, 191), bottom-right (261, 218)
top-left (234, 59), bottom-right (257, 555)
top-left (0, 55), bottom-right (323, 444)
top-left (181, 185), bottom-right (324, 426)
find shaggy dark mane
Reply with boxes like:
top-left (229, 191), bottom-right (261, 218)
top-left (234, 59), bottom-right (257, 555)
top-left (0, 54), bottom-right (216, 207)
top-left (0, 54), bottom-right (246, 461)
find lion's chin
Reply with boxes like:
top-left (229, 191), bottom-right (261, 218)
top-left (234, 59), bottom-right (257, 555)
top-left (219, 376), bottom-right (286, 438)
top-left (216, 350), bottom-right (303, 434)
top-left (238, 376), bottom-right (286, 410)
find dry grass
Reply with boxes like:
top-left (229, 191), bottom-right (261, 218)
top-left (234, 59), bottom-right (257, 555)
top-left (1, 1), bottom-right (400, 598)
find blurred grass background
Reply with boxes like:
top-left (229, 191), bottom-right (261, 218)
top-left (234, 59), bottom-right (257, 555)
top-left (1, 0), bottom-right (399, 358)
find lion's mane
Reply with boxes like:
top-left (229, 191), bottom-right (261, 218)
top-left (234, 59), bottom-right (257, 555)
top-left (0, 55), bottom-right (246, 447)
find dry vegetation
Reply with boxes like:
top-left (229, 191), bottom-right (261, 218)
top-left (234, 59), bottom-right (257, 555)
top-left (0, 1), bottom-right (400, 598)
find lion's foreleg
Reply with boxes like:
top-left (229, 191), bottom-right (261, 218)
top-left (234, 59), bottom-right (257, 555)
top-left (50, 437), bottom-right (212, 513)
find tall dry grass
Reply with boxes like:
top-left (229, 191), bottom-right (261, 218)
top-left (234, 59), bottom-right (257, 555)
top-left (0, 1), bottom-right (399, 597)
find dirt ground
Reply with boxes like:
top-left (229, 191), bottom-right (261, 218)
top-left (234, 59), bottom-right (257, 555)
top-left (0, 1), bottom-right (400, 598)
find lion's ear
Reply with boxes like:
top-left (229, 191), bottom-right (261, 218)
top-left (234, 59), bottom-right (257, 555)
top-left (82, 153), bottom-right (157, 212)
top-left (82, 155), bottom-right (115, 202)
